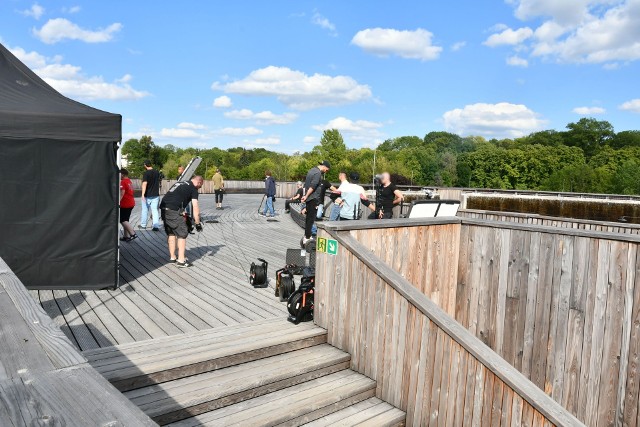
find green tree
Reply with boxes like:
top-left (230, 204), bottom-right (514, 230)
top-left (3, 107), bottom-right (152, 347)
top-left (312, 129), bottom-right (347, 180)
top-left (564, 118), bottom-right (614, 158)
top-left (121, 135), bottom-right (164, 177)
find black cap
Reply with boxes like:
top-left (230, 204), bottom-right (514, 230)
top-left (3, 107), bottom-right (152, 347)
top-left (349, 172), bottom-right (360, 182)
top-left (144, 159), bottom-right (152, 167)
top-left (319, 160), bottom-right (331, 169)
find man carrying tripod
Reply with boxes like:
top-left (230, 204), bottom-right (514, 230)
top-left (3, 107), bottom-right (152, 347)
top-left (301, 160), bottom-right (331, 245)
top-left (160, 175), bottom-right (204, 267)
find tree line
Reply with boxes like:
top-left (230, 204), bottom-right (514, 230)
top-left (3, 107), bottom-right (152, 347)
top-left (121, 118), bottom-right (640, 195)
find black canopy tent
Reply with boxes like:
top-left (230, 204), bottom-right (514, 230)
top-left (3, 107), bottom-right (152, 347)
top-left (0, 43), bottom-right (121, 290)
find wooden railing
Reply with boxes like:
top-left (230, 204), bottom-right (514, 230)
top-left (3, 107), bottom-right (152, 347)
top-left (315, 221), bottom-right (584, 426)
top-left (325, 216), bottom-right (640, 426)
top-left (0, 257), bottom-right (154, 426)
top-left (130, 178), bottom-right (298, 198)
top-left (458, 208), bottom-right (640, 234)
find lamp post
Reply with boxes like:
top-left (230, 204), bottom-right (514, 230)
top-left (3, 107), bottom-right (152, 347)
top-left (372, 148), bottom-right (377, 188)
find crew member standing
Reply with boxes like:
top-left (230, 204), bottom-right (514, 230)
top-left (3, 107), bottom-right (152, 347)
top-left (160, 175), bottom-right (204, 267)
top-left (261, 170), bottom-right (276, 217)
top-left (119, 168), bottom-right (137, 241)
top-left (301, 161), bottom-right (330, 245)
top-left (369, 172), bottom-right (403, 219)
top-left (140, 160), bottom-right (161, 231)
top-left (213, 169), bottom-right (224, 209)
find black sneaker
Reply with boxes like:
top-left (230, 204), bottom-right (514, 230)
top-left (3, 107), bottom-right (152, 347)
top-left (152, 227), bottom-right (160, 231)
top-left (175, 260), bottom-right (192, 268)
top-left (168, 258), bottom-right (177, 264)
top-left (125, 234), bottom-right (138, 242)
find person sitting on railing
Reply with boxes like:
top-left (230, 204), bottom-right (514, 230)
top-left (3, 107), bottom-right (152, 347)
top-left (329, 172), bottom-right (370, 221)
top-left (285, 181), bottom-right (304, 213)
top-left (368, 172), bottom-right (403, 219)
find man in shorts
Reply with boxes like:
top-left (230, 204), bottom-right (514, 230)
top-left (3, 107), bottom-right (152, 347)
top-left (159, 175), bottom-right (204, 267)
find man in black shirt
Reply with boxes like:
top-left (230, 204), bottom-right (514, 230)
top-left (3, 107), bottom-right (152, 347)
top-left (140, 160), bottom-right (161, 231)
top-left (369, 172), bottom-right (403, 219)
top-left (301, 160), bottom-right (330, 244)
top-left (160, 175), bottom-right (204, 267)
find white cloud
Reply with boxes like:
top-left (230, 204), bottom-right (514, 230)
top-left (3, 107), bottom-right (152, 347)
top-left (442, 102), bottom-right (546, 138)
top-left (303, 136), bottom-right (317, 144)
top-left (160, 128), bottom-right (203, 138)
top-left (177, 122), bottom-right (206, 130)
top-left (214, 127), bottom-right (263, 136)
top-left (572, 106), bottom-right (606, 115)
top-left (506, 55), bottom-right (529, 67)
top-left (492, 1), bottom-right (640, 64)
top-left (620, 99), bottom-right (640, 113)
top-left (511, 0), bottom-right (595, 25)
top-left (313, 116), bottom-right (385, 144)
top-left (252, 137), bottom-right (281, 145)
top-left (351, 28), bottom-right (442, 61)
top-left (212, 66), bottom-right (372, 110)
top-left (212, 95), bottom-right (232, 108)
top-left (484, 27), bottom-right (534, 47)
top-left (451, 41), bottom-right (467, 51)
top-left (312, 11), bottom-right (337, 36)
top-left (9, 45), bottom-right (148, 100)
top-left (20, 3), bottom-right (45, 20)
top-left (33, 18), bottom-right (122, 44)
top-left (63, 6), bottom-right (81, 14)
top-left (224, 109), bottom-right (297, 125)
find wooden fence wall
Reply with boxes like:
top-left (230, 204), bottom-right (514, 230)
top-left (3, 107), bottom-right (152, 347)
top-left (459, 208), bottom-right (640, 235)
top-left (315, 225), bottom-right (583, 427)
top-left (130, 178), bottom-right (297, 198)
top-left (342, 217), bottom-right (640, 426)
top-left (455, 219), bottom-right (640, 427)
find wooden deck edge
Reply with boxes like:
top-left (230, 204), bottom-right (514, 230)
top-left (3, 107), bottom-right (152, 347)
top-left (0, 258), bottom-right (85, 368)
top-left (323, 228), bottom-right (585, 427)
top-left (0, 256), bottom-right (156, 426)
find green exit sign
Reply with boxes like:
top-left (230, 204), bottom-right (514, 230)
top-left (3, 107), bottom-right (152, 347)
top-left (317, 237), bottom-right (338, 255)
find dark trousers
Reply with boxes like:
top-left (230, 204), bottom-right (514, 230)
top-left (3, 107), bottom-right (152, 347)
top-left (215, 189), bottom-right (224, 203)
top-left (368, 209), bottom-right (393, 220)
top-left (304, 198), bottom-right (319, 239)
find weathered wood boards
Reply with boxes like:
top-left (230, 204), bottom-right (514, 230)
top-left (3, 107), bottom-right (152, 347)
top-left (315, 225), bottom-right (583, 427)
top-left (0, 257), bottom-right (155, 426)
top-left (456, 223), bottom-right (639, 427)
top-left (329, 215), bottom-right (640, 427)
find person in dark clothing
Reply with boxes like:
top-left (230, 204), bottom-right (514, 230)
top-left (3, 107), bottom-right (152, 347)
top-left (368, 172), bottom-right (403, 219)
top-left (261, 170), bottom-right (277, 217)
top-left (140, 160), bottom-right (161, 230)
top-left (160, 175), bottom-right (204, 267)
top-left (285, 181), bottom-right (304, 213)
top-left (301, 160), bottom-right (331, 244)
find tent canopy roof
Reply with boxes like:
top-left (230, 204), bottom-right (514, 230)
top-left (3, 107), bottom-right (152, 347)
top-left (0, 43), bottom-right (121, 142)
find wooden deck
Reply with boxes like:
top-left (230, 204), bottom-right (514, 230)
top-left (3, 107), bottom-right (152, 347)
top-left (30, 194), bottom-right (305, 351)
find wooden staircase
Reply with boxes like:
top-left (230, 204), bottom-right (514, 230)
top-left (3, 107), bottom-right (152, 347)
top-left (83, 318), bottom-right (405, 426)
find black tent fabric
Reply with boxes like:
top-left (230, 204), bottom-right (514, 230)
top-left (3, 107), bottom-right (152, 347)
top-left (0, 43), bottom-right (121, 290)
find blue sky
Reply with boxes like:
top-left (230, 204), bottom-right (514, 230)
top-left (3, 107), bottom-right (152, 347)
top-left (1, 0), bottom-right (639, 152)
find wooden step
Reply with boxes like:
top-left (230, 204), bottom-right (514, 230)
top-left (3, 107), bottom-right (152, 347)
top-left (126, 344), bottom-right (350, 425)
top-left (84, 318), bottom-right (326, 391)
top-left (167, 369), bottom-right (377, 427)
top-left (302, 397), bottom-right (406, 426)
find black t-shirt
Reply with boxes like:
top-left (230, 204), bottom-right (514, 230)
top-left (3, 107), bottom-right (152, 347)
top-left (142, 169), bottom-right (160, 197)
top-left (294, 188), bottom-right (304, 198)
top-left (160, 181), bottom-right (199, 210)
top-left (379, 183), bottom-right (398, 212)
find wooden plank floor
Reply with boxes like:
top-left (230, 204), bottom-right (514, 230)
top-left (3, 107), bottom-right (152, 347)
top-left (30, 194), bottom-right (306, 351)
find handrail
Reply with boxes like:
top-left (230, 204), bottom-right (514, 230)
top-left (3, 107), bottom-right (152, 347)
top-left (323, 227), bottom-right (585, 427)
top-left (319, 216), bottom-right (640, 243)
top-left (459, 208), bottom-right (640, 228)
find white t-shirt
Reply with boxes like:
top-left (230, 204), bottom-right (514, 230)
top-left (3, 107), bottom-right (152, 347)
top-left (339, 183), bottom-right (365, 220)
